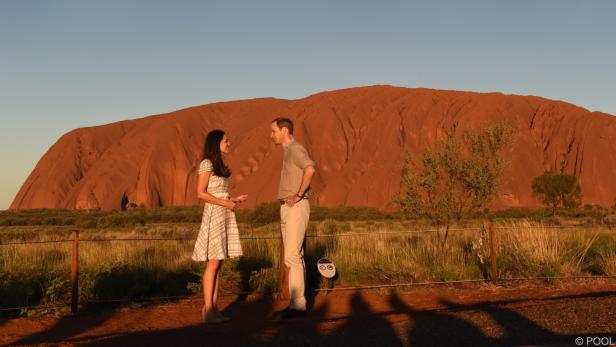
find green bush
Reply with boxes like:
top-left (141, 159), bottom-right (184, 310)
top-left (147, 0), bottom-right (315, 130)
top-left (80, 265), bottom-right (198, 303)
top-left (532, 171), bottom-right (582, 210)
top-left (0, 271), bottom-right (67, 311)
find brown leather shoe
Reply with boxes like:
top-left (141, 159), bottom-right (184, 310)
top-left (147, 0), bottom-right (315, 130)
top-left (280, 306), bottom-right (307, 319)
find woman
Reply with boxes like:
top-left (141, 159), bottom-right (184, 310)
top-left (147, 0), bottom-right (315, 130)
top-left (192, 129), bottom-right (248, 323)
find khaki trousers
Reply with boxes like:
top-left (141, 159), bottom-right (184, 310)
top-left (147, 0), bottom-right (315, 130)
top-left (280, 199), bottom-right (310, 310)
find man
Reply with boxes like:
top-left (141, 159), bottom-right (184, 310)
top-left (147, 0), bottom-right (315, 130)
top-left (270, 117), bottom-right (316, 318)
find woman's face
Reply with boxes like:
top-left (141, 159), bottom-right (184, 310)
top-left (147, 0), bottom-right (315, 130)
top-left (219, 134), bottom-right (231, 154)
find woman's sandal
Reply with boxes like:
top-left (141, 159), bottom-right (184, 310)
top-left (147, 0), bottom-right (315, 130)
top-left (202, 306), bottom-right (223, 324)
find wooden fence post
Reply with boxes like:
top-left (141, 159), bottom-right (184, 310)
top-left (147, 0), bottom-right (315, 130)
top-left (71, 230), bottom-right (79, 314)
top-left (487, 221), bottom-right (498, 285)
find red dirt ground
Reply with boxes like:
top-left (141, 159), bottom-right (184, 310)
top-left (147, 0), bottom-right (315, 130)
top-left (1, 280), bottom-right (615, 347)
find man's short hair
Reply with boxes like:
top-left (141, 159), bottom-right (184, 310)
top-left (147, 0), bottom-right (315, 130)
top-left (272, 117), bottom-right (294, 134)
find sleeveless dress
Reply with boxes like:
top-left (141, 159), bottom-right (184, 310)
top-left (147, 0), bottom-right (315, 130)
top-left (192, 159), bottom-right (243, 261)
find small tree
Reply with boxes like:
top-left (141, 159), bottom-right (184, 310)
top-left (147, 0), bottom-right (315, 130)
top-left (531, 171), bottom-right (582, 213)
top-left (396, 122), bottom-right (516, 247)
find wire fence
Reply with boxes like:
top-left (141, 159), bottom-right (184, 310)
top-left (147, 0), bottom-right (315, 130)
top-left (0, 223), bottom-right (598, 245)
top-left (1, 223), bottom-right (615, 313)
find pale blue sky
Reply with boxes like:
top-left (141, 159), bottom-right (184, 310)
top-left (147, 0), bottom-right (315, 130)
top-left (1, 1), bottom-right (615, 210)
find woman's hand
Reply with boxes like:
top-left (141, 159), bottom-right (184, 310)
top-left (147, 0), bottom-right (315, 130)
top-left (231, 194), bottom-right (249, 203)
top-left (224, 200), bottom-right (237, 210)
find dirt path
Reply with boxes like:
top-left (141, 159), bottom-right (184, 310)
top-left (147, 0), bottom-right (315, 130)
top-left (2, 281), bottom-right (615, 347)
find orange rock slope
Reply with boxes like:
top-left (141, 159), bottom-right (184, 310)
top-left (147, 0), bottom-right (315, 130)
top-left (10, 86), bottom-right (616, 211)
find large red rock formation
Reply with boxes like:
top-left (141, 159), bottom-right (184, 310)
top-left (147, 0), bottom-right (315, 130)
top-left (10, 86), bottom-right (616, 211)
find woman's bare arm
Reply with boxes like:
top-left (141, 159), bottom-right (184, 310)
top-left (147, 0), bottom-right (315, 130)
top-left (197, 171), bottom-right (235, 209)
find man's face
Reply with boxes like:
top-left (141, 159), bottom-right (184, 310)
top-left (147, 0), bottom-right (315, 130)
top-left (270, 122), bottom-right (285, 145)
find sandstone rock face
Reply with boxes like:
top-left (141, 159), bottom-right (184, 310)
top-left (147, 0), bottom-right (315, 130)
top-left (10, 86), bottom-right (616, 211)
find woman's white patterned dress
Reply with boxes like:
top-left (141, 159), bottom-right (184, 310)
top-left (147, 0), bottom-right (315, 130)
top-left (192, 159), bottom-right (243, 261)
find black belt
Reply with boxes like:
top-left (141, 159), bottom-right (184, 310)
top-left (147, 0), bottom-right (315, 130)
top-left (279, 197), bottom-right (307, 205)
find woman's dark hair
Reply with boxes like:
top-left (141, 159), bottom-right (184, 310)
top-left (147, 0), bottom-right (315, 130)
top-left (202, 129), bottom-right (231, 178)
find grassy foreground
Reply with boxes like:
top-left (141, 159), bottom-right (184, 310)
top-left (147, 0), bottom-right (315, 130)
top-left (1, 218), bottom-right (615, 317)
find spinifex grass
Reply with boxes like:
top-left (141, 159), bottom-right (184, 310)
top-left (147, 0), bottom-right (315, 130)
top-left (1, 219), bottom-right (615, 315)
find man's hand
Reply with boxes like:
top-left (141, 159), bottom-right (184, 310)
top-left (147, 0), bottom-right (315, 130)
top-left (286, 194), bottom-right (301, 207)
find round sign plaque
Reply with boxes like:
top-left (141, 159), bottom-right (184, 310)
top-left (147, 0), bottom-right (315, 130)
top-left (317, 258), bottom-right (336, 279)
